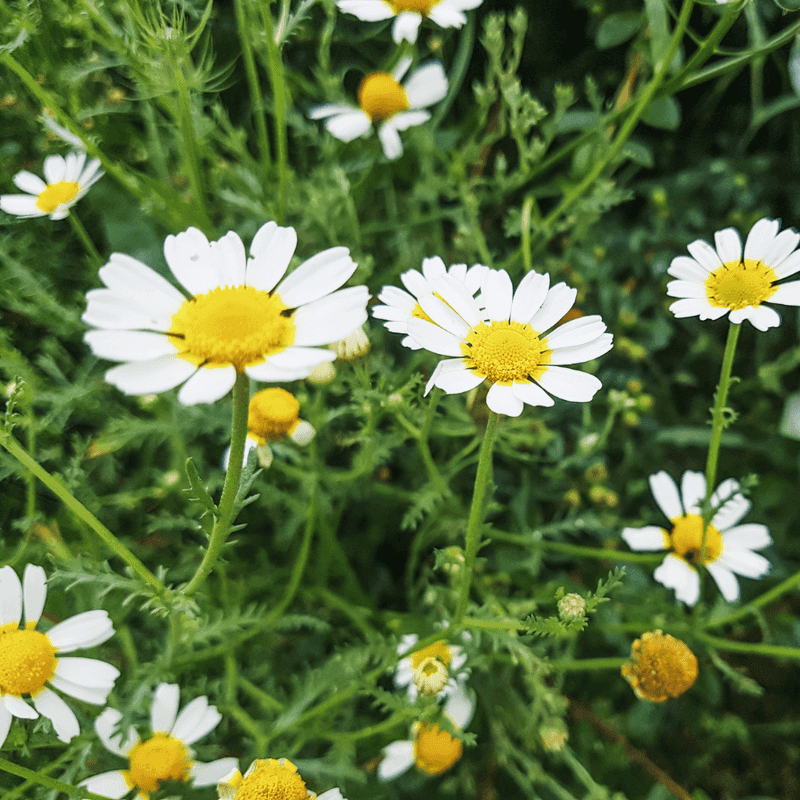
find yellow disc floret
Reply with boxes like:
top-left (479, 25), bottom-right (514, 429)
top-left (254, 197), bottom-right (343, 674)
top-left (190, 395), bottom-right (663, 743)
top-left (358, 73), bottom-right (409, 122)
top-left (621, 630), bottom-right (698, 702)
top-left (0, 628), bottom-right (57, 696)
top-left (169, 287), bottom-right (295, 372)
top-left (230, 758), bottom-right (309, 800)
top-left (705, 259), bottom-right (779, 310)
top-left (124, 733), bottom-right (191, 795)
top-left (391, 0), bottom-right (441, 12)
top-left (248, 388), bottom-right (300, 443)
top-left (413, 723), bottom-right (463, 775)
top-left (36, 181), bottom-right (80, 213)
top-left (462, 321), bottom-right (551, 385)
top-left (409, 640), bottom-right (453, 670)
top-left (669, 514), bottom-right (723, 565)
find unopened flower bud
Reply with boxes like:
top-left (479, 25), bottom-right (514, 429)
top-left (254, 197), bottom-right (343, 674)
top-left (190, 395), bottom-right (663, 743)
top-left (558, 593), bottom-right (586, 619)
top-left (539, 723), bottom-right (568, 752)
top-left (413, 656), bottom-right (449, 697)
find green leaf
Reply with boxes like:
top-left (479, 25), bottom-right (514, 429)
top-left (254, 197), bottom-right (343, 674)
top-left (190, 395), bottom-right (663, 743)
top-left (185, 458), bottom-right (218, 516)
top-left (641, 95), bottom-right (681, 130)
top-left (774, 0), bottom-right (800, 11)
top-left (596, 12), bottom-right (642, 50)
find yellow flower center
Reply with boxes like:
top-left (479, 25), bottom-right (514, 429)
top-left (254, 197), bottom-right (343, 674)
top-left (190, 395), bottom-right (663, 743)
top-left (669, 514), bottom-right (723, 565)
top-left (168, 286), bottom-right (295, 372)
top-left (248, 388), bottom-right (300, 443)
top-left (124, 733), bottom-right (191, 795)
top-left (409, 640), bottom-right (453, 670)
top-left (621, 630), bottom-right (698, 702)
top-left (704, 259), bottom-right (779, 310)
top-left (0, 628), bottom-right (57, 696)
top-left (358, 73), bottom-right (409, 122)
top-left (461, 321), bottom-right (551, 385)
top-left (413, 724), bottom-right (463, 775)
top-left (391, 0), bottom-right (440, 12)
top-left (232, 758), bottom-right (308, 800)
top-left (35, 181), bottom-right (80, 212)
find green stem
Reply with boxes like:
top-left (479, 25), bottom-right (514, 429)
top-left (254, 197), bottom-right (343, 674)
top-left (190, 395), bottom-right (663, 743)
top-left (698, 633), bottom-right (800, 661)
top-left (547, 657), bottom-right (626, 671)
top-left (453, 411), bottom-right (500, 624)
top-left (0, 434), bottom-right (165, 597)
top-left (182, 373), bottom-right (250, 597)
top-left (0, 757), bottom-right (116, 800)
top-left (67, 210), bottom-right (103, 267)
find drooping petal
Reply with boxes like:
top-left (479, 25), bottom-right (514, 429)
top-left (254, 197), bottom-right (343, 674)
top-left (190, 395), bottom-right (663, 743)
top-left (325, 110), bottom-right (372, 142)
top-left (84, 330), bottom-right (179, 362)
top-left (336, 0), bottom-right (396, 21)
top-left (191, 759), bottom-right (241, 786)
top-left (429, 359), bottom-right (481, 394)
top-left (378, 121), bottom-right (404, 160)
top-left (729, 304), bottom-right (781, 330)
top-left (535, 366), bottom-right (601, 402)
top-left (392, 11), bottom-right (423, 43)
top-left (706, 563), bottom-right (740, 602)
top-left (31, 688), bottom-right (80, 743)
top-left (104, 355), bottom-right (198, 396)
top-left (176, 365), bottom-right (237, 406)
top-left (512, 380), bottom-right (554, 408)
top-left (622, 526), bottom-right (670, 551)
top-left (486, 383), bottom-right (524, 416)
top-left (653, 554), bottom-right (700, 605)
top-left (378, 740), bottom-right (415, 780)
top-left (403, 62), bottom-right (448, 109)
top-left (444, 683), bottom-right (475, 729)
top-left (95, 708), bottom-right (139, 757)
top-left (80, 771), bottom-right (132, 799)
top-left (648, 471), bottom-right (682, 520)
top-left (22, 564), bottom-right (47, 627)
top-left (3, 695), bottom-right (38, 720)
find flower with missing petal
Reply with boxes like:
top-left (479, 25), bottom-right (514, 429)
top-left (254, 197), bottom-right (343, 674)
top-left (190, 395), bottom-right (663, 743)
top-left (372, 256), bottom-right (487, 350)
top-left (622, 471), bottom-right (772, 605)
top-left (336, 0), bottom-right (483, 44)
top-left (81, 683), bottom-right (237, 799)
top-left (622, 630), bottom-right (698, 702)
top-left (406, 267), bottom-right (613, 417)
top-left (310, 59), bottom-right (447, 160)
top-left (0, 152), bottom-right (102, 220)
top-left (667, 218), bottom-right (800, 330)
top-left (82, 222), bottom-right (369, 405)
top-left (217, 758), bottom-right (345, 800)
top-left (0, 564), bottom-right (117, 748)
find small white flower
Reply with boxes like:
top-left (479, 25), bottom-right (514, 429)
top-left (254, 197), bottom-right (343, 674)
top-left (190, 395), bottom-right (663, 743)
top-left (0, 564), bottom-right (118, 748)
top-left (622, 470), bottom-right (772, 606)
top-left (81, 683), bottom-right (237, 799)
top-left (310, 59), bottom-right (447, 160)
top-left (405, 267), bottom-right (613, 417)
top-left (372, 256), bottom-right (487, 350)
top-left (0, 152), bottom-right (102, 220)
top-left (329, 325), bottom-right (370, 360)
top-left (395, 633), bottom-right (468, 703)
top-left (82, 221), bottom-right (369, 405)
top-left (216, 758), bottom-right (346, 799)
top-left (667, 218), bottom-right (800, 331)
top-left (336, 0), bottom-right (483, 44)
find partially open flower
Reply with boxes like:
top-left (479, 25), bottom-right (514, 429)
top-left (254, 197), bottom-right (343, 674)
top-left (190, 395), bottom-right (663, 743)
top-left (557, 593), bottom-right (586, 619)
top-left (622, 630), bottom-right (698, 702)
top-left (329, 326), bottom-right (370, 360)
top-left (217, 758), bottom-right (344, 800)
top-left (413, 656), bottom-right (450, 697)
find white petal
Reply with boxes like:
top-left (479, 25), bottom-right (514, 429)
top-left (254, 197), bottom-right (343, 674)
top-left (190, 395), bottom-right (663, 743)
top-left (54, 658), bottom-right (119, 692)
top-left (78, 158), bottom-right (103, 188)
top-left (82, 292), bottom-right (175, 332)
top-left (46, 609), bottom-right (114, 652)
top-left (80, 771), bottom-right (131, 799)
top-left (730, 304), bottom-right (781, 330)
top-left (104, 355), bottom-right (198, 396)
top-left (406, 318), bottom-right (464, 356)
top-left (309, 103), bottom-right (358, 120)
top-left (481, 269), bottom-right (513, 322)
top-left (164, 227), bottom-right (218, 296)
top-left (510, 271), bottom-right (549, 323)
top-left (666, 279), bottom-right (708, 299)
top-left (43, 154), bottom-right (67, 184)
top-left (191, 758), bottom-right (240, 786)
top-left (389, 110), bottom-right (431, 132)
top-left (392, 55), bottom-right (413, 82)
top-left (246, 222), bottom-right (297, 292)
top-left (653, 554), bottom-right (700, 605)
top-left (717, 546), bottom-right (770, 579)
top-left (336, 0), bottom-right (395, 21)
top-left (444, 683), bottom-right (474, 728)
top-left (418, 294), bottom-right (471, 338)
top-left (512, 381), bottom-right (554, 408)
top-left (245, 361), bottom-right (307, 382)
top-left (48, 674), bottom-right (110, 705)
top-left (317, 790), bottom-right (345, 800)
top-left (13, 170), bottom-right (46, 194)
top-left (648, 471), bottom-right (682, 520)
top-left (63, 152), bottom-right (86, 182)
top-left (95, 708), bottom-right (138, 757)
top-left (177, 365), bottom-right (237, 406)
top-left (668, 255), bottom-right (711, 281)
top-left (528, 283), bottom-right (577, 333)
top-left (430, 274), bottom-right (484, 327)
top-left (378, 121), bottom-right (404, 160)
top-left (621, 526), bottom-right (669, 551)
top-left (421, 256), bottom-right (448, 282)
top-left (403, 62), bottom-right (448, 109)
top-left (743, 218), bottom-right (780, 262)
top-left (374, 285), bottom-right (416, 316)
top-left (546, 316), bottom-right (607, 349)
top-left (289, 420), bottom-right (316, 446)
top-left (430, 359), bottom-right (482, 394)
top-left (0, 195), bottom-right (45, 217)
top-left (535, 366), bottom-right (602, 402)
top-left (265, 347), bottom-right (337, 372)
top-left (710, 479), bottom-right (748, 530)
top-left (172, 696), bottom-right (220, 744)
top-left (0, 707), bottom-right (12, 749)
top-left (706, 563), bottom-right (740, 601)
top-left (392, 12), bottom-right (422, 43)
top-left (209, 231), bottom-right (247, 288)
top-left (721, 524), bottom-right (772, 551)
top-left (378, 741), bottom-right (415, 780)
top-left (548, 334), bottom-right (613, 365)
top-left (669, 297), bottom-right (726, 319)
top-left (23, 564), bottom-right (47, 627)
top-left (4, 695), bottom-right (38, 719)
top-left (325, 110), bottom-right (372, 142)
top-left (84, 330), bottom-right (178, 362)
top-left (713, 228), bottom-right (743, 264)
top-left (762, 227), bottom-right (800, 268)
top-left (686, 238), bottom-right (724, 271)
top-left (773, 249), bottom-right (800, 279)
top-left (291, 286), bottom-right (369, 346)
top-left (31, 688), bottom-right (80, 742)
top-left (0, 566), bottom-right (23, 626)
top-left (486, 383), bottom-right (524, 416)
top-left (770, 282), bottom-right (800, 306)
top-left (276, 247), bottom-right (357, 308)
top-left (680, 471), bottom-right (706, 515)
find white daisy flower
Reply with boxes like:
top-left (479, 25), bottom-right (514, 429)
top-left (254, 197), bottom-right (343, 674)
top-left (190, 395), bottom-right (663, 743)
top-left (0, 152), bottom-right (102, 220)
top-left (81, 683), bottom-right (237, 799)
top-left (309, 59), bottom-right (447, 160)
top-left (82, 221), bottom-right (369, 406)
top-left (405, 267), bottom-right (613, 417)
top-left (216, 757), bottom-right (346, 800)
top-left (377, 688), bottom-right (474, 780)
top-left (0, 564), bottom-right (118, 748)
top-left (336, 0), bottom-right (483, 44)
top-left (395, 634), bottom-right (468, 703)
top-left (372, 256), bottom-right (488, 350)
top-left (223, 387), bottom-right (316, 469)
top-left (622, 470), bottom-right (772, 606)
top-left (666, 218), bottom-right (800, 331)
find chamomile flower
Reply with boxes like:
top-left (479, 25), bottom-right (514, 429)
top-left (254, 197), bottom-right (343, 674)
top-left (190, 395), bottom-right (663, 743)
top-left (406, 267), bottom-right (613, 417)
top-left (336, 0), bottom-right (483, 44)
top-left (395, 634), bottom-right (469, 705)
top-left (372, 256), bottom-right (488, 350)
top-left (622, 471), bottom-right (772, 606)
top-left (310, 59), bottom-right (447, 160)
top-left (666, 218), bottom-right (800, 330)
top-left (217, 758), bottom-right (345, 800)
top-left (0, 152), bottom-right (102, 220)
top-left (622, 630), bottom-right (698, 702)
top-left (0, 564), bottom-right (117, 748)
top-left (81, 683), bottom-right (237, 799)
top-left (82, 222), bottom-right (369, 406)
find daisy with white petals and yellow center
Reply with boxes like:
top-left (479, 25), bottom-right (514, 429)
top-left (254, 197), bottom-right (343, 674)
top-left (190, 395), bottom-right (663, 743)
top-left (309, 58), bottom-right (447, 160)
top-left (372, 256), bottom-right (488, 350)
top-left (81, 683), bottom-right (237, 799)
top-left (622, 470), bottom-right (772, 606)
top-left (0, 152), bottom-right (103, 220)
top-left (395, 633), bottom-right (470, 705)
top-left (404, 267), bottom-right (613, 417)
top-left (667, 217), bottom-right (800, 330)
top-left (217, 758), bottom-right (345, 800)
top-left (82, 221), bottom-right (369, 406)
top-left (336, 0), bottom-right (483, 44)
top-left (0, 564), bottom-right (118, 748)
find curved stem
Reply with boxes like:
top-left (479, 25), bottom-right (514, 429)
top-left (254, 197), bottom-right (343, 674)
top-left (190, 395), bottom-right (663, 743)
top-left (547, 657), bottom-right (626, 671)
top-left (490, 531), bottom-right (665, 564)
top-left (67, 211), bottom-right (103, 267)
top-left (698, 632), bottom-right (800, 661)
top-left (0, 757), bottom-right (116, 800)
top-left (182, 373), bottom-right (250, 597)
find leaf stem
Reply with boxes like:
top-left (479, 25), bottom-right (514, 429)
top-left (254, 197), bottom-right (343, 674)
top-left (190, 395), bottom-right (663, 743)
top-left (67, 210), bottom-right (103, 267)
